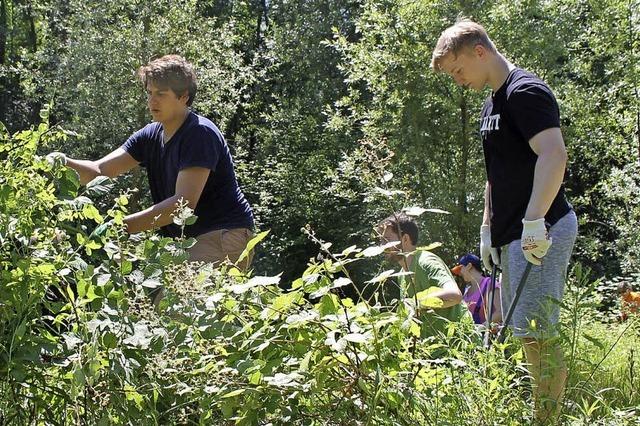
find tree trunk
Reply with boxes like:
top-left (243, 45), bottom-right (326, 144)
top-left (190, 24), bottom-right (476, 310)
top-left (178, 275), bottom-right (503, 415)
top-left (457, 90), bottom-right (470, 231)
top-left (255, 0), bottom-right (268, 49)
top-left (0, 0), bottom-right (7, 65)
top-left (25, 1), bottom-right (36, 53)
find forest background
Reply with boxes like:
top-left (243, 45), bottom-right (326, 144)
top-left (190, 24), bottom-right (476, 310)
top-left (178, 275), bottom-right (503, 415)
top-left (2, 0), bottom-right (639, 286)
top-left (1, 0), bottom-right (639, 424)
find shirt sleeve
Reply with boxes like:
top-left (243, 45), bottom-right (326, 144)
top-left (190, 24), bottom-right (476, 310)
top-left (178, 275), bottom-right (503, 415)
top-left (121, 126), bottom-right (149, 165)
top-left (507, 84), bottom-right (560, 142)
top-left (178, 125), bottom-right (222, 171)
top-left (418, 252), bottom-right (456, 290)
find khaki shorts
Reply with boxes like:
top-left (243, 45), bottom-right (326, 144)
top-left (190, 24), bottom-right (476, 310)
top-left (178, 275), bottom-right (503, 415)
top-left (188, 227), bottom-right (254, 271)
top-left (151, 228), bottom-right (255, 307)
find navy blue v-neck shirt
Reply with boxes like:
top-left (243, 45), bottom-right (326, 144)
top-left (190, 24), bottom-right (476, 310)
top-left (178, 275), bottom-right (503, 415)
top-left (122, 111), bottom-right (254, 238)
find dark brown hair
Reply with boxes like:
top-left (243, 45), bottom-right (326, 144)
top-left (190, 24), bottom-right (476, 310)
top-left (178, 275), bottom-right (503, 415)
top-left (378, 212), bottom-right (419, 246)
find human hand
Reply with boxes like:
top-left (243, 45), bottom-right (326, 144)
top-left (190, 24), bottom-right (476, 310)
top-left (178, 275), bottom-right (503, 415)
top-left (46, 152), bottom-right (67, 167)
top-left (480, 224), bottom-right (500, 271)
top-left (89, 219), bottom-right (116, 239)
top-left (521, 218), bottom-right (552, 265)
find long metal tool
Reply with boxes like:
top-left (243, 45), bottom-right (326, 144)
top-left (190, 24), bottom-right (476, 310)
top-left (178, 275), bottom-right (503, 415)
top-left (483, 264), bottom-right (499, 348)
top-left (496, 262), bottom-right (533, 344)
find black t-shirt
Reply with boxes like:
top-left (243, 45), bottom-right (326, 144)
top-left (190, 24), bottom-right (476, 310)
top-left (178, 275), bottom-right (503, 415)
top-left (122, 112), bottom-right (254, 238)
top-left (480, 68), bottom-right (571, 247)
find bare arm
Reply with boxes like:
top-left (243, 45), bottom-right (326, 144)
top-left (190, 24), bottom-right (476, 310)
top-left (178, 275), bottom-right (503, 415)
top-left (491, 287), bottom-right (502, 323)
top-left (482, 181), bottom-right (491, 226)
top-left (524, 127), bottom-right (567, 220)
top-left (426, 278), bottom-right (463, 309)
top-left (66, 148), bottom-right (139, 185)
top-left (124, 167), bottom-right (210, 233)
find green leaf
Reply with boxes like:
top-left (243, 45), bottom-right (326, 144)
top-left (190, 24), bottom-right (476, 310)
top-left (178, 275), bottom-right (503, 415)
top-left (180, 237), bottom-right (197, 249)
top-left (102, 332), bottom-right (117, 349)
top-left (291, 278), bottom-right (304, 290)
top-left (221, 388), bottom-right (245, 398)
top-left (221, 401), bottom-right (234, 418)
top-left (14, 321), bottom-right (27, 339)
top-left (331, 277), bottom-right (352, 289)
top-left (84, 176), bottom-right (113, 197)
top-left (272, 291), bottom-right (301, 312)
top-left (124, 384), bottom-right (144, 409)
top-left (73, 367), bottom-right (86, 387)
top-left (34, 264), bottom-right (56, 276)
top-left (84, 240), bottom-right (102, 251)
top-left (366, 269), bottom-right (396, 284)
top-left (582, 333), bottom-right (605, 350)
top-left (416, 242), bottom-right (443, 251)
top-left (415, 287), bottom-right (445, 309)
top-left (360, 241), bottom-right (399, 258)
top-left (77, 279), bottom-right (88, 298)
top-left (237, 230), bottom-right (270, 263)
top-left (141, 279), bottom-right (162, 289)
top-left (66, 284), bottom-right (76, 303)
top-left (159, 252), bottom-right (175, 267)
top-left (299, 350), bottom-right (313, 372)
top-left (344, 332), bottom-right (370, 344)
top-left (116, 195), bottom-right (129, 207)
top-left (82, 204), bottom-right (103, 223)
top-left (318, 294), bottom-right (340, 316)
top-left (341, 245), bottom-right (360, 256)
top-left (58, 167), bottom-right (80, 198)
top-left (229, 274), bottom-right (281, 294)
top-left (120, 260), bottom-right (133, 275)
top-left (409, 321), bottom-right (421, 337)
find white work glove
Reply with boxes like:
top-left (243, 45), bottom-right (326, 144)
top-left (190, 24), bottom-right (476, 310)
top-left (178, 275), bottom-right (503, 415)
top-left (46, 151), bottom-right (67, 167)
top-left (480, 224), bottom-right (500, 271)
top-left (521, 218), bottom-right (552, 265)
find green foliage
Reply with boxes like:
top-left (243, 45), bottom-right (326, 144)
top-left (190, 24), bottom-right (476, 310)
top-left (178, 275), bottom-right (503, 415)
top-left (328, 0), bottom-right (640, 275)
top-left (1, 118), bottom-right (638, 424)
top-left (327, 0), bottom-right (490, 262)
top-left (2, 1), bottom-right (640, 422)
top-left (3, 0), bottom-right (638, 279)
top-left (561, 264), bottom-right (640, 424)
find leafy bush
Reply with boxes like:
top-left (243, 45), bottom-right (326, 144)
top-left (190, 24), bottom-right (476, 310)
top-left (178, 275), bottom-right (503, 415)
top-left (1, 116), bottom-right (638, 425)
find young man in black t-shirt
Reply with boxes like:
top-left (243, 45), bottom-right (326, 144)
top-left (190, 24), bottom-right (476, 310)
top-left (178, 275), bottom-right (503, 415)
top-left (48, 55), bottom-right (255, 272)
top-left (431, 19), bottom-right (578, 423)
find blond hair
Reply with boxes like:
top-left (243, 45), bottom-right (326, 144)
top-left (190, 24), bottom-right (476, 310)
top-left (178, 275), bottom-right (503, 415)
top-left (431, 19), bottom-right (497, 71)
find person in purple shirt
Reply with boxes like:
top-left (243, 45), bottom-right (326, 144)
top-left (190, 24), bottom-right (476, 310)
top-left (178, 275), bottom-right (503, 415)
top-left (48, 55), bottom-right (255, 273)
top-left (451, 253), bottom-right (502, 325)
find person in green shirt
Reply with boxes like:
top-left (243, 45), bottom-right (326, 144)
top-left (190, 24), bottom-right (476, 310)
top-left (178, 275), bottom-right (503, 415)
top-left (377, 212), bottom-right (465, 338)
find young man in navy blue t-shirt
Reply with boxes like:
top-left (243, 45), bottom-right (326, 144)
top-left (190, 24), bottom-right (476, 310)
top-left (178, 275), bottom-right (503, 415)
top-left (431, 20), bottom-right (577, 423)
top-left (50, 55), bottom-right (254, 270)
